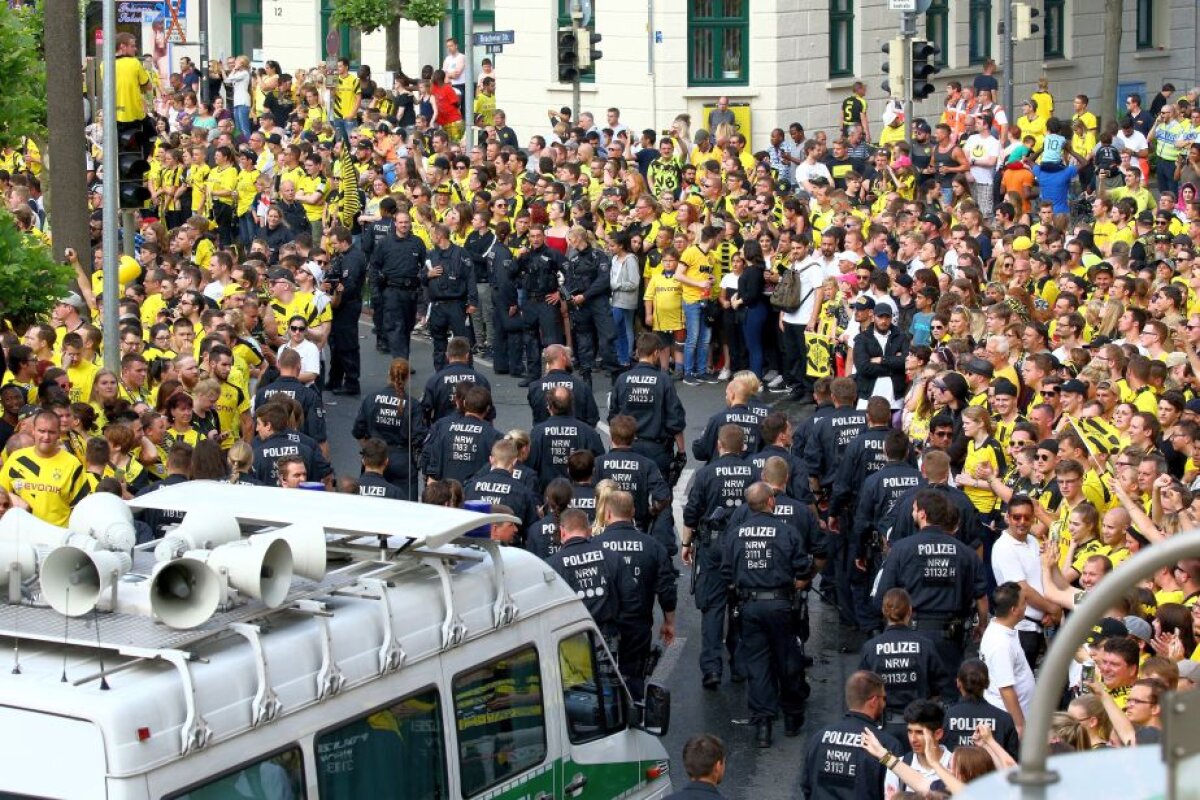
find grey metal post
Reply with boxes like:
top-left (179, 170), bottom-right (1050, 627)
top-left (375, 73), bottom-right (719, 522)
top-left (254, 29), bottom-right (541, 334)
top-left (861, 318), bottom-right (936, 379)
top-left (1004, 0), bottom-right (1015, 128)
top-left (101, 0), bottom-right (120, 373)
top-left (463, 0), bottom-right (474, 148)
top-left (571, 0), bottom-right (582, 121)
top-left (901, 12), bottom-right (916, 147)
top-left (121, 210), bottom-right (137, 257)
top-left (1010, 533), bottom-right (1200, 792)
top-left (199, 0), bottom-right (209, 102)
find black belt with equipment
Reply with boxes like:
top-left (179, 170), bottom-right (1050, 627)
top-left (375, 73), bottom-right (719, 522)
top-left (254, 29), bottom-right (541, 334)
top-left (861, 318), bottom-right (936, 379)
top-left (914, 614), bottom-right (966, 641)
top-left (739, 588), bottom-right (793, 602)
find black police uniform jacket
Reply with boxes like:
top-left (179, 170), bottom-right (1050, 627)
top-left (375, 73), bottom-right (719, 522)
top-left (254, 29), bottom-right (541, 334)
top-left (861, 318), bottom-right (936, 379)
top-left (528, 368), bottom-right (600, 427)
top-left (803, 407), bottom-right (868, 488)
top-left (692, 403), bottom-right (766, 463)
top-left (608, 361), bottom-right (687, 442)
top-left (801, 711), bottom-right (900, 800)
top-left (421, 412), bottom-right (501, 486)
top-left (420, 363), bottom-right (492, 425)
top-left (526, 413), bottom-right (606, 492)
top-left (464, 467), bottom-right (540, 533)
top-left (859, 624), bottom-right (947, 718)
top-left (830, 425), bottom-right (895, 517)
top-left (594, 447), bottom-right (670, 526)
top-left (255, 375), bottom-right (326, 443)
top-left (596, 520), bottom-right (677, 627)
top-left (352, 387), bottom-right (427, 480)
top-left (546, 536), bottom-right (638, 631)
top-left (874, 525), bottom-right (987, 620)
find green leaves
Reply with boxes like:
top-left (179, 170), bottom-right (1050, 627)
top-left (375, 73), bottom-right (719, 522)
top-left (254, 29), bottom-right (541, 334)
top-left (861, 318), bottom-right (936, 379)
top-left (0, 212), bottom-right (73, 329)
top-left (329, 0), bottom-right (444, 33)
top-left (0, 4), bottom-right (47, 147)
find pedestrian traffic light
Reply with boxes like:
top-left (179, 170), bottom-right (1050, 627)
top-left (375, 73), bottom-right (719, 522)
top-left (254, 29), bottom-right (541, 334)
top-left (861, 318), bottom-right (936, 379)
top-left (557, 27), bottom-right (579, 82)
top-left (115, 121), bottom-right (151, 209)
top-left (911, 39), bottom-right (942, 101)
top-left (1015, 2), bottom-right (1041, 41)
top-left (881, 37), bottom-right (905, 97)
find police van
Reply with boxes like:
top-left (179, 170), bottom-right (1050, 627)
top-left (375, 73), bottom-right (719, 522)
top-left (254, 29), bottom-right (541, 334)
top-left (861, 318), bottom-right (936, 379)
top-left (0, 482), bottom-right (672, 799)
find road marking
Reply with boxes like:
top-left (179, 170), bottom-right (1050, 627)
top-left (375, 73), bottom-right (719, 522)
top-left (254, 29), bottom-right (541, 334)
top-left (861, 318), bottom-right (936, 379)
top-left (652, 635), bottom-right (686, 682)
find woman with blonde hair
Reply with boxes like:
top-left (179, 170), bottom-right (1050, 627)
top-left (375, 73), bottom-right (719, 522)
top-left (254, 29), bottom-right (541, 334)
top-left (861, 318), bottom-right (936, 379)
top-left (592, 478), bottom-right (619, 535)
top-left (227, 440), bottom-right (259, 485)
top-left (504, 429), bottom-right (540, 494)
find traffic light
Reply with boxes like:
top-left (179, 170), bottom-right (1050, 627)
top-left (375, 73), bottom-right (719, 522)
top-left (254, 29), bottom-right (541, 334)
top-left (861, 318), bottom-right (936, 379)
top-left (115, 121), bottom-right (151, 209)
top-left (557, 26), bottom-right (579, 82)
top-left (1015, 2), bottom-right (1041, 41)
top-left (911, 39), bottom-right (942, 101)
top-left (581, 31), bottom-right (602, 68)
top-left (881, 37), bottom-right (906, 97)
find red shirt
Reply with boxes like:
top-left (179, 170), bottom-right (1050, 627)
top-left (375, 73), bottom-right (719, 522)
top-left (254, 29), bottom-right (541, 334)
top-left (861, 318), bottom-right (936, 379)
top-left (431, 83), bottom-right (462, 126)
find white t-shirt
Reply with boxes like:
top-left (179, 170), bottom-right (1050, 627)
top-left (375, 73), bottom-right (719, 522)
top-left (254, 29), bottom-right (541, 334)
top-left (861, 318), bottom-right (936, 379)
top-left (227, 69), bottom-right (251, 108)
top-left (780, 257), bottom-right (836, 326)
top-left (1114, 129), bottom-right (1149, 168)
top-left (279, 339), bottom-right (321, 378)
top-left (980, 620), bottom-right (1036, 716)
top-left (442, 52), bottom-right (467, 86)
top-left (991, 533), bottom-right (1046, 630)
top-left (794, 161), bottom-right (833, 188)
top-left (884, 747), bottom-right (953, 795)
top-left (963, 134), bottom-right (1001, 185)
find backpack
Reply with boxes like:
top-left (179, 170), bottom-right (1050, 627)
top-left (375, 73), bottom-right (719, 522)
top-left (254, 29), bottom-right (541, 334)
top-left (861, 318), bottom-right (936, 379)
top-left (770, 266), bottom-right (803, 311)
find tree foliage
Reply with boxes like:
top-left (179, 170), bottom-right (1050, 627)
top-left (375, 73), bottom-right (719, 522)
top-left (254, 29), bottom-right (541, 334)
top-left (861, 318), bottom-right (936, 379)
top-left (0, 212), bottom-right (74, 329)
top-left (330, 0), bottom-right (444, 34)
top-left (0, 2), bottom-right (47, 146)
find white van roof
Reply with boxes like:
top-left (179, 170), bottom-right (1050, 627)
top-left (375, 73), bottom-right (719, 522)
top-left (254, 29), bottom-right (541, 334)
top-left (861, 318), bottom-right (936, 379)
top-left (0, 483), bottom-right (580, 778)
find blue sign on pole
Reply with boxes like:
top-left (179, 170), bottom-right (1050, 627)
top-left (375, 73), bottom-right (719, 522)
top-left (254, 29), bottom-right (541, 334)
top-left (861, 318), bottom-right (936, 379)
top-left (472, 30), bottom-right (516, 47)
top-left (654, 30), bottom-right (663, 43)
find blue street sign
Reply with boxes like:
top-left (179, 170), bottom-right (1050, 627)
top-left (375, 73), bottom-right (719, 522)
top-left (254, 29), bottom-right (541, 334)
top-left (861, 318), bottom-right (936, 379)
top-left (472, 30), bottom-right (516, 47)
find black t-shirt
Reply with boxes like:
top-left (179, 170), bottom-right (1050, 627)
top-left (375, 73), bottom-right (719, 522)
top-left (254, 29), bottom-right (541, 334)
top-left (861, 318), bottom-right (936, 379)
top-left (974, 74), bottom-right (999, 94)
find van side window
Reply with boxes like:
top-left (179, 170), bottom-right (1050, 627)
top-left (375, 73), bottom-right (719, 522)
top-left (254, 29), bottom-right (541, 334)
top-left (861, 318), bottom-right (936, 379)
top-left (559, 630), bottom-right (627, 743)
top-left (166, 746), bottom-right (304, 799)
top-left (453, 646), bottom-right (547, 797)
top-left (314, 687), bottom-right (448, 799)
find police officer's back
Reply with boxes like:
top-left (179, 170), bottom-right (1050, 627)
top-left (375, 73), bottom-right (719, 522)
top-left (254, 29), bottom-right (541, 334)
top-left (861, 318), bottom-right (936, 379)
top-left (595, 414), bottom-right (671, 540)
top-left (609, 333), bottom-right (687, 474)
top-left (254, 350), bottom-right (325, 444)
top-left (463, 438), bottom-right (540, 535)
top-left (352, 357), bottom-right (427, 500)
top-left (546, 509), bottom-right (637, 640)
top-left (830, 397), bottom-right (896, 518)
top-left (752, 411), bottom-right (815, 505)
top-left (943, 659), bottom-right (1020, 758)
top-left (595, 490), bottom-right (676, 697)
top-left (852, 430), bottom-right (923, 565)
top-left (682, 424), bottom-right (754, 688)
top-left (803, 377), bottom-right (868, 494)
top-left (859, 588), bottom-right (946, 749)
top-left (422, 384), bottom-right (501, 486)
top-left (801, 671), bottom-right (900, 800)
top-left (356, 438), bottom-right (407, 499)
top-left (721, 482), bottom-right (812, 747)
top-left (692, 375), bottom-right (766, 463)
top-left (525, 478), bottom-right (572, 561)
top-left (885, 449), bottom-right (983, 552)
top-left (528, 344), bottom-right (599, 427)
top-left (527, 386), bottom-right (605, 492)
top-left (874, 488), bottom-right (988, 690)
top-left (326, 225), bottom-right (367, 395)
top-left (420, 336), bottom-right (492, 424)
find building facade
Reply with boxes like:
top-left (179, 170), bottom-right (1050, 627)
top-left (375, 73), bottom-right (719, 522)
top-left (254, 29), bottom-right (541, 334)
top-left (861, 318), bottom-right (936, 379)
top-left (109, 0), bottom-right (1199, 149)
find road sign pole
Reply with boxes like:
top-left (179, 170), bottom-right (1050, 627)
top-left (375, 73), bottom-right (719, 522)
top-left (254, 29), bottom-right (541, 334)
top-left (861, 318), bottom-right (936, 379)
top-left (1004, 0), bottom-right (1015, 125)
top-left (571, 0), bottom-right (582, 122)
top-left (902, 11), bottom-right (916, 147)
top-left (464, 0), bottom-right (474, 148)
top-left (101, 0), bottom-right (119, 373)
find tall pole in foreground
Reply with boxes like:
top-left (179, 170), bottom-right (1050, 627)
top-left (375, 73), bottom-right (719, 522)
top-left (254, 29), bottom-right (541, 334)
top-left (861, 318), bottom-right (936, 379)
top-left (463, 0), bottom-right (475, 149)
top-left (101, 0), bottom-right (120, 373)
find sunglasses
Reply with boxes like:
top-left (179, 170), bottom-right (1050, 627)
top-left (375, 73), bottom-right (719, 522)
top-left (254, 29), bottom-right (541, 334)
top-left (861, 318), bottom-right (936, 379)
top-left (1036, 453), bottom-right (1053, 461)
top-left (289, 325), bottom-right (307, 332)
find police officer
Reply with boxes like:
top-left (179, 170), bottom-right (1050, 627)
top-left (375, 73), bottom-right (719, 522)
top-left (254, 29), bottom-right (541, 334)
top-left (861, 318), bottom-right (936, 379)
top-left (595, 414), bottom-right (671, 544)
top-left (722, 482), bottom-right (812, 747)
top-left (682, 424), bottom-right (754, 689)
top-left (372, 210), bottom-right (428, 360)
top-left (326, 225), bottom-right (367, 396)
top-left (526, 478), bottom-right (573, 560)
top-left (852, 430), bottom-right (923, 626)
top-left (463, 438), bottom-right (540, 535)
top-left (801, 671), bottom-right (899, 800)
top-left (566, 450), bottom-right (598, 522)
top-left (254, 349), bottom-right (326, 445)
top-left (885, 450), bottom-right (983, 552)
top-left (487, 240), bottom-right (525, 377)
top-left (751, 412), bottom-right (815, 506)
top-left (692, 374), bottom-right (766, 463)
top-left (546, 508), bottom-right (638, 651)
top-left (527, 386), bottom-right (606, 492)
top-left (609, 333), bottom-right (687, 476)
top-left (803, 377), bottom-right (867, 624)
top-left (420, 336), bottom-right (491, 425)
top-left (792, 377), bottom-right (835, 460)
top-left (423, 223), bottom-right (479, 373)
top-left (830, 397), bottom-right (897, 628)
top-left (874, 489), bottom-right (988, 698)
top-left (352, 357), bottom-right (427, 500)
top-left (528, 344), bottom-right (599, 427)
top-left (357, 438), bottom-right (407, 499)
top-left (562, 226), bottom-right (618, 384)
top-left (859, 588), bottom-right (946, 750)
top-left (514, 224), bottom-right (567, 387)
top-left (251, 403), bottom-right (332, 486)
top-left (422, 384), bottom-right (502, 486)
top-left (596, 490), bottom-right (676, 699)
top-left (943, 659), bottom-right (1020, 758)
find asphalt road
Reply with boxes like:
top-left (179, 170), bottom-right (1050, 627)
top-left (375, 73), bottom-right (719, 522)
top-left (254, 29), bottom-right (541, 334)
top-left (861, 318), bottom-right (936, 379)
top-left (322, 322), bottom-right (862, 798)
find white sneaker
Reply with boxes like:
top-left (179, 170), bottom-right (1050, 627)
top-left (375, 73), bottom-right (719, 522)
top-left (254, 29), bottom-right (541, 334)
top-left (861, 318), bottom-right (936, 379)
top-left (763, 370), bottom-right (779, 382)
top-left (718, 367), bottom-right (731, 381)
top-left (768, 374), bottom-right (785, 389)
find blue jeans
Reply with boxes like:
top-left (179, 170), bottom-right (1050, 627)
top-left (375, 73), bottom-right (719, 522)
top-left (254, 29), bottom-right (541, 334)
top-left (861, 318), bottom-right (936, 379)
top-left (742, 303), bottom-right (767, 377)
top-left (233, 105), bottom-right (252, 139)
top-left (683, 300), bottom-right (711, 376)
top-left (612, 306), bottom-right (634, 366)
top-left (332, 117), bottom-right (353, 142)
